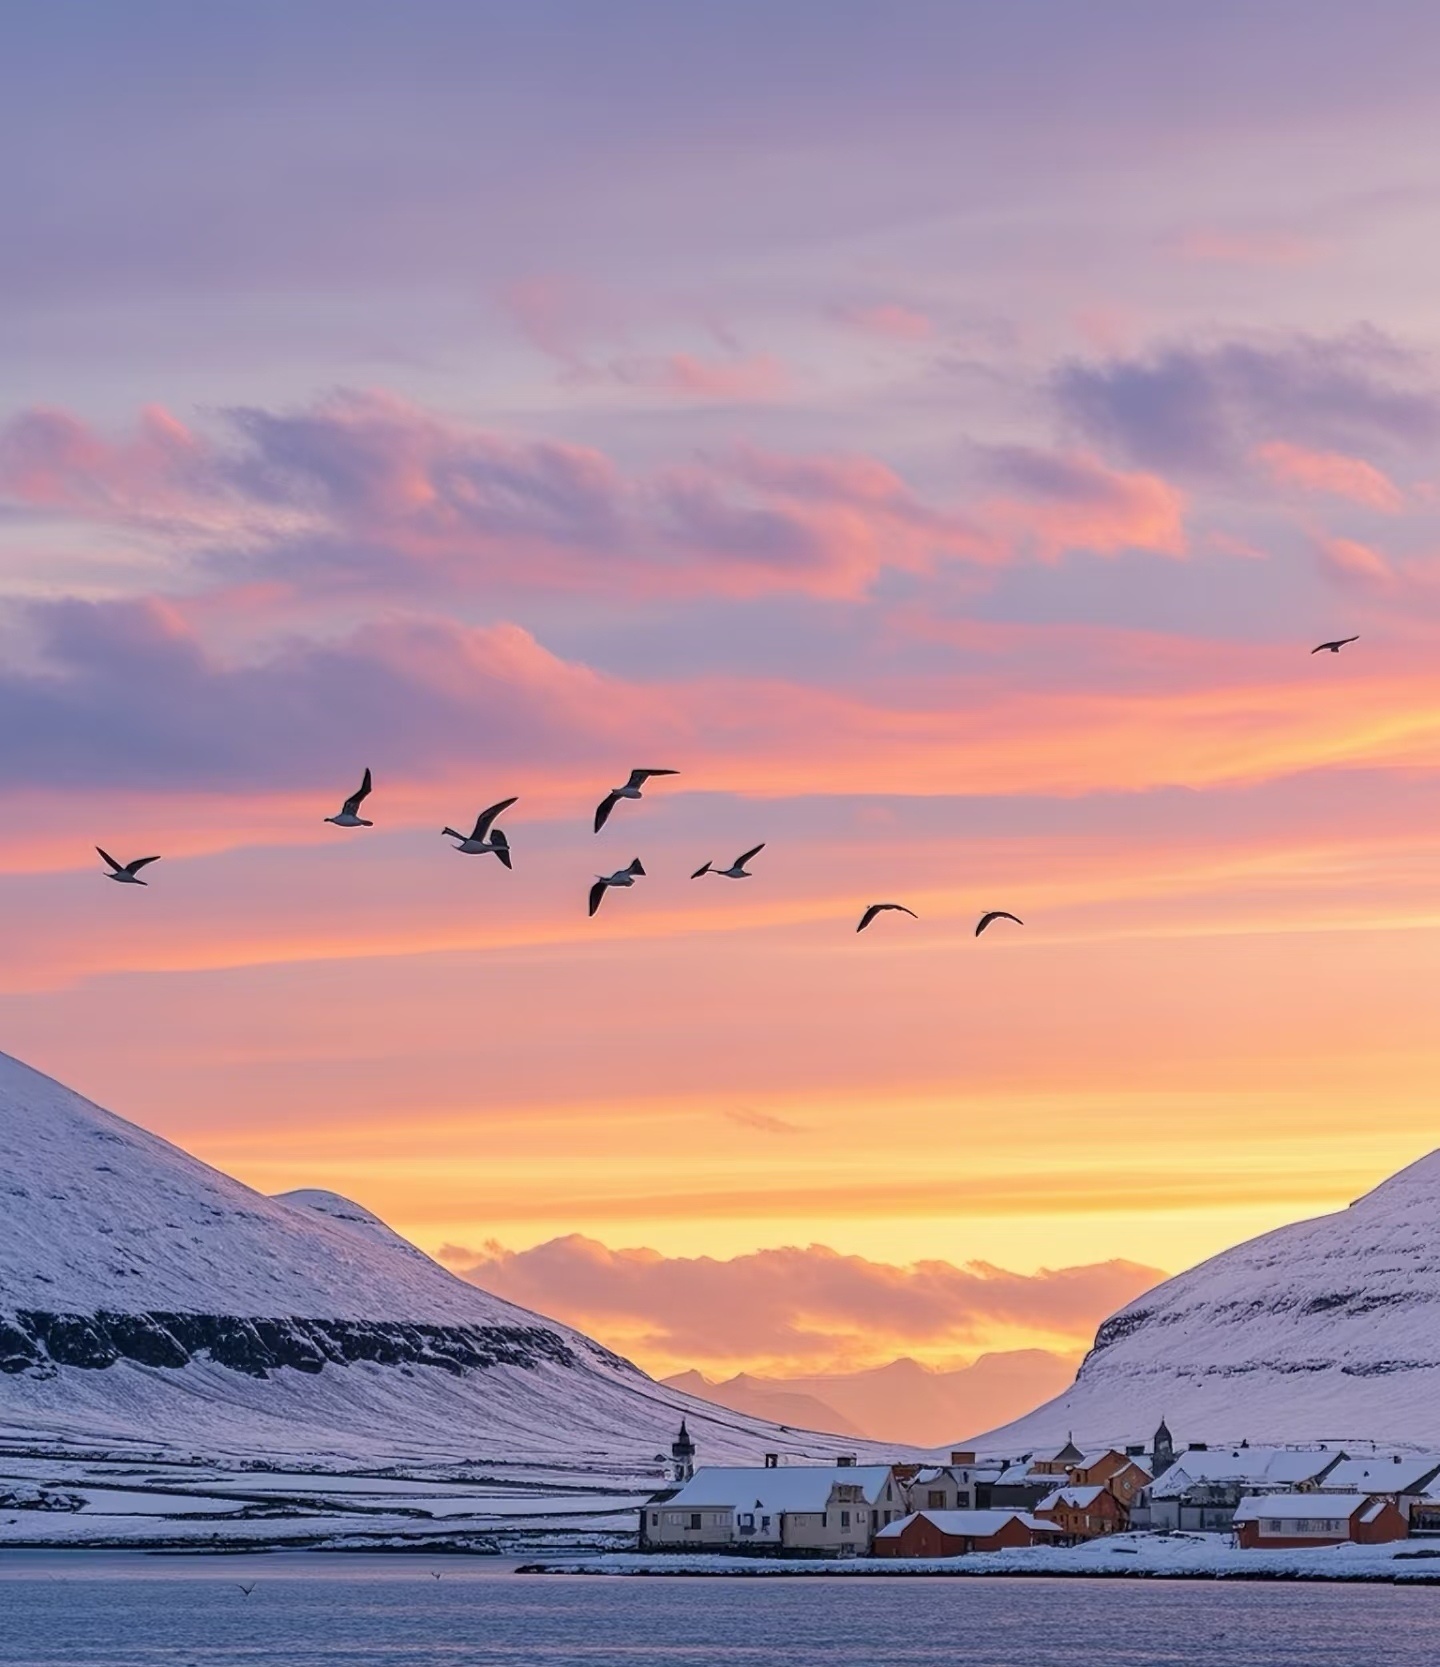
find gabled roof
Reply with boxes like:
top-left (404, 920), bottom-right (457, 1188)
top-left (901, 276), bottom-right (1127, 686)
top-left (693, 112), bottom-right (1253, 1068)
top-left (1232, 1492), bottom-right (1370, 1523)
top-left (1321, 1455), bottom-right (1440, 1495)
top-left (1150, 1447), bottom-right (1338, 1497)
top-left (1037, 1484), bottom-right (1109, 1512)
top-left (875, 1509), bottom-right (1061, 1540)
top-left (665, 1465), bottom-right (895, 1514)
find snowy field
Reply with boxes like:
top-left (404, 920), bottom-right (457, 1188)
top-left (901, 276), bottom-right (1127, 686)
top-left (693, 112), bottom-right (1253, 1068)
top-left (0, 1555), bottom-right (1433, 1667)
top-left (531, 1531), bottom-right (1440, 1583)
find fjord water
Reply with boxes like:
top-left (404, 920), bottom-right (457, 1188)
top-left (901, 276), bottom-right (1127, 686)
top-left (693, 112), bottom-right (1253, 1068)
top-left (0, 1556), bottom-right (1432, 1666)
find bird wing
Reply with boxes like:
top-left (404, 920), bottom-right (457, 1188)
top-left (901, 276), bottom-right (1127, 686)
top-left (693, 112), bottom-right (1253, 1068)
top-left (628, 768), bottom-right (678, 788)
top-left (1339, 635), bottom-right (1359, 646)
top-left (96, 847), bottom-right (122, 873)
top-left (594, 791), bottom-right (621, 832)
top-left (857, 905), bottom-right (882, 932)
top-left (471, 796), bottom-right (518, 841)
top-left (124, 856), bottom-right (161, 875)
top-left (588, 879), bottom-right (608, 916)
top-left (346, 768), bottom-right (373, 811)
top-left (628, 858), bottom-right (646, 875)
top-left (494, 839), bottom-right (513, 870)
top-left (976, 910), bottom-right (1023, 935)
top-left (691, 861), bottom-right (712, 879)
top-left (735, 843), bottom-right (765, 867)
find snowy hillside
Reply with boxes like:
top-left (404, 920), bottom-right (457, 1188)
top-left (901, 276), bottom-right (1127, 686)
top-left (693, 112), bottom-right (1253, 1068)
top-left (977, 1150), bottom-right (1440, 1451)
top-left (0, 1052), bottom-right (881, 1470)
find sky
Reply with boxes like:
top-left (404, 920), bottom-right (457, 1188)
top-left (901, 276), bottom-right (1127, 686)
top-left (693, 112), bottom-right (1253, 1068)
top-left (5, 1), bottom-right (1440, 1390)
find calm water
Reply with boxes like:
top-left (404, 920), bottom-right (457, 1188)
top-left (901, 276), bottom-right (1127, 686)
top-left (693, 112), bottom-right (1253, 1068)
top-left (0, 1553), bottom-right (1433, 1666)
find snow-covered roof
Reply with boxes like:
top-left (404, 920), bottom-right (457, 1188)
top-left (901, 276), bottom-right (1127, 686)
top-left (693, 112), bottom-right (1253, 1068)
top-left (1037, 1485), bottom-right (1109, 1511)
top-left (1233, 1493), bottom-right (1369, 1523)
top-left (1321, 1456), bottom-right (1440, 1494)
top-left (1150, 1448), bottom-right (1337, 1496)
top-left (666, 1465), bottom-right (895, 1514)
top-left (993, 1461), bottom-right (1047, 1487)
top-left (875, 1509), bottom-right (1060, 1540)
top-left (1073, 1450), bottom-right (1122, 1471)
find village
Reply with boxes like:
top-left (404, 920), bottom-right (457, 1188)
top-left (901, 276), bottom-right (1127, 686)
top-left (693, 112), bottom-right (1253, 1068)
top-left (639, 1418), bottom-right (1440, 1560)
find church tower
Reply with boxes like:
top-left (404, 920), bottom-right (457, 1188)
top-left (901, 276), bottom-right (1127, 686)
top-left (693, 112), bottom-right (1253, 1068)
top-left (671, 1419), bottom-right (696, 1483)
top-left (1151, 1416), bottom-right (1175, 1478)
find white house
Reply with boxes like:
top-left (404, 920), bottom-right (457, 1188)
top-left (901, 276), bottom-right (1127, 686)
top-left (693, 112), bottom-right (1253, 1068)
top-left (1136, 1447), bottom-right (1341, 1532)
top-left (640, 1463), bottom-right (906, 1555)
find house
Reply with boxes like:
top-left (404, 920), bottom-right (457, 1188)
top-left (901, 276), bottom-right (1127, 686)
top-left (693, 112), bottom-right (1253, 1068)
top-left (901, 1452), bottom-right (983, 1515)
top-left (1315, 1454), bottom-right (1440, 1503)
top-left (1233, 1492), bottom-right (1410, 1550)
top-left (1034, 1483), bottom-right (1128, 1542)
top-left (1411, 1481), bottom-right (1440, 1538)
top-left (873, 1509), bottom-right (1061, 1558)
top-left (1065, 1450), bottom-right (1151, 1510)
top-left (640, 1462), bottom-right (906, 1555)
top-left (988, 1459), bottom-right (1068, 1510)
top-left (1135, 1446), bottom-right (1342, 1532)
top-left (1028, 1438), bottom-right (1086, 1478)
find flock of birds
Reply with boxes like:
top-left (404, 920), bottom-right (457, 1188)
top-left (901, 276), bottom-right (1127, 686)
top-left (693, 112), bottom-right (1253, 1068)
top-left (95, 636), bottom-right (1361, 935)
top-left (93, 762), bottom-right (1018, 937)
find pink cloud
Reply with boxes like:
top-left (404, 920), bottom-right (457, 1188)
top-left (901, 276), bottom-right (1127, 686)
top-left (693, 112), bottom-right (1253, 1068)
top-left (981, 448), bottom-right (1187, 561)
top-left (607, 351), bottom-right (791, 401)
top-left (1168, 228), bottom-right (1324, 268)
top-left (443, 1235), bottom-right (1163, 1375)
top-left (1254, 440), bottom-right (1404, 512)
top-left (1317, 534), bottom-right (1393, 587)
top-left (834, 302), bottom-right (934, 341)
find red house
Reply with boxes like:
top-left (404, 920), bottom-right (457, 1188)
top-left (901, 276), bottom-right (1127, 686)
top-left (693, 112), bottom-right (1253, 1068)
top-left (873, 1509), bottom-right (1060, 1557)
top-left (1232, 1493), bottom-right (1410, 1549)
top-left (1035, 1483), bottom-right (1129, 1542)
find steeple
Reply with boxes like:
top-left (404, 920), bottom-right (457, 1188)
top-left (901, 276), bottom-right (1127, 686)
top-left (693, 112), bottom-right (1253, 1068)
top-left (671, 1418), bottom-right (696, 1482)
top-left (1151, 1415), bottom-right (1175, 1477)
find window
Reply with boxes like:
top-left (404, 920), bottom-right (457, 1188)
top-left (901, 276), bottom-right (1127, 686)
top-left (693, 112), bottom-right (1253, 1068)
top-left (1265, 1519), bottom-right (1284, 1532)
top-left (650, 1514), bottom-right (658, 1527)
top-left (840, 1510), bottom-right (851, 1528)
top-left (739, 1513), bottom-right (754, 1529)
top-left (688, 1513), bottom-right (702, 1530)
top-left (927, 1490), bottom-right (946, 1508)
top-left (761, 1516), bottom-right (770, 1530)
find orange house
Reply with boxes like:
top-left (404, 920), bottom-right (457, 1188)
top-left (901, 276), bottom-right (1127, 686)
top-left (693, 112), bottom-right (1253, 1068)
top-left (1035, 1484), bottom-right (1128, 1541)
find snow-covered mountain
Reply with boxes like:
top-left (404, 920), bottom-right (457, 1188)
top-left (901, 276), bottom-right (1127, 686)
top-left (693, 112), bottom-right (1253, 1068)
top-left (0, 1052), bottom-right (879, 1469)
top-left (977, 1149), bottom-right (1440, 1451)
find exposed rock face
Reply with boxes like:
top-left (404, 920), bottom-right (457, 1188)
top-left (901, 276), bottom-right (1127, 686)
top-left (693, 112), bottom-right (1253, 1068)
top-left (976, 1150), bottom-right (1440, 1451)
top-left (1, 1309), bottom-right (577, 1378)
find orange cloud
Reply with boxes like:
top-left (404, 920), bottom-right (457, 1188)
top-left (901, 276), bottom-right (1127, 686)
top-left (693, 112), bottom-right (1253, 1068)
top-left (1254, 439), bottom-right (1404, 511)
top-left (440, 1235), bottom-right (1163, 1376)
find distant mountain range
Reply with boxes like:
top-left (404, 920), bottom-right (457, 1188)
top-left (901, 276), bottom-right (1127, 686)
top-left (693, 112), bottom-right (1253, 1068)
top-left (665, 1350), bottom-right (1080, 1447)
top-left (979, 1148), bottom-right (1440, 1450)
top-left (0, 1051), bottom-right (885, 1470)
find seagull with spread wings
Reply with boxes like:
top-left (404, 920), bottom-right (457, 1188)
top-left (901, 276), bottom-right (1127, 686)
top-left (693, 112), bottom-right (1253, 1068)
top-left (976, 910), bottom-right (1023, 936)
top-left (97, 849), bottom-right (161, 886)
top-left (442, 797), bottom-right (518, 866)
top-left (692, 843), bottom-right (765, 880)
top-left (1312, 635), bottom-right (1359, 654)
top-left (589, 859), bottom-right (646, 916)
top-left (856, 902), bottom-right (917, 933)
top-left (594, 769), bottom-right (678, 833)
top-left (325, 768), bottom-right (374, 827)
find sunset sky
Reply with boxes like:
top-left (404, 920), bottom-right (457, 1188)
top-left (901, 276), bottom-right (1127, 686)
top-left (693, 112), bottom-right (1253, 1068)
top-left (5, 2), bottom-right (1440, 1387)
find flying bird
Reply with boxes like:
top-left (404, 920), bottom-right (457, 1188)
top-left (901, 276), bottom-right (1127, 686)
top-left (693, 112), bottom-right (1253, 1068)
top-left (692, 843), bottom-right (765, 880)
top-left (856, 902), bottom-right (917, 933)
top-left (1311, 635), bottom-right (1359, 654)
top-left (976, 910), bottom-right (1023, 936)
top-left (97, 849), bottom-right (160, 886)
top-left (442, 797), bottom-right (518, 866)
top-left (236, 1583), bottom-right (256, 1598)
top-left (325, 768), bottom-right (374, 827)
top-left (589, 859), bottom-right (646, 916)
top-left (594, 769), bottom-right (678, 833)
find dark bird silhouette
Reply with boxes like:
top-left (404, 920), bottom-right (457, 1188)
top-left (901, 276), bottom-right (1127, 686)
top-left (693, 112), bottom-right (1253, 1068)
top-left (97, 849), bottom-right (161, 886)
top-left (976, 910), bottom-right (1023, 936)
top-left (1311, 635), bottom-right (1359, 654)
top-left (589, 859), bottom-right (646, 916)
top-left (594, 769), bottom-right (678, 832)
top-left (442, 796), bottom-right (518, 866)
top-left (429, 1570), bottom-right (443, 1580)
top-left (325, 768), bottom-right (374, 827)
top-left (856, 902), bottom-right (917, 933)
top-left (692, 843), bottom-right (765, 880)
top-left (236, 1583), bottom-right (256, 1598)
